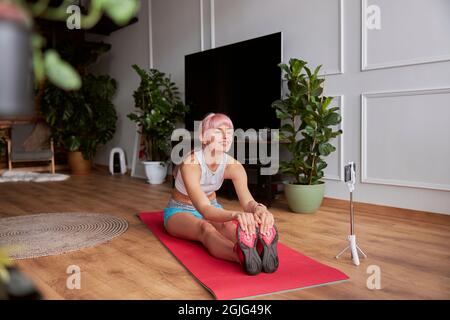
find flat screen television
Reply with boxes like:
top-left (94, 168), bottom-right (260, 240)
top-left (184, 32), bottom-right (282, 132)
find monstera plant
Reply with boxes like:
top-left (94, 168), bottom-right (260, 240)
top-left (41, 74), bottom-right (118, 174)
top-left (272, 58), bottom-right (343, 213)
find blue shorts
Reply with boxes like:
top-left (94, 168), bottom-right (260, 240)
top-left (163, 198), bottom-right (223, 229)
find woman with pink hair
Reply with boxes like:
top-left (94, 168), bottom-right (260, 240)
top-left (164, 113), bottom-right (279, 275)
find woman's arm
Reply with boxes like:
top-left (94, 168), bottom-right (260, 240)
top-left (226, 160), bottom-right (275, 234)
top-left (226, 160), bottom-right (261, 213)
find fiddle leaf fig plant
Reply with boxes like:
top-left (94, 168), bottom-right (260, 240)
top-left (127, 65), bottom-right (189, 162)
top-left (272, 58), bottom-right (343, 185)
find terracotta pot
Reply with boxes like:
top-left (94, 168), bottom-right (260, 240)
top-left (68, 151), bottom-right (91, 175)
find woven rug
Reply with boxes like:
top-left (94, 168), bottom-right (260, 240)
top-left (0, 212), bottom-right (128, 259)
top-left (0, 171), bottom-right (70, 183)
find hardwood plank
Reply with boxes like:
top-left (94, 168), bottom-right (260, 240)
top-left (0, 169), bottom-right (449, 299)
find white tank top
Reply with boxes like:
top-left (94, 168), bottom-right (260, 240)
top-left (175, 149), bottom-right (228, 196)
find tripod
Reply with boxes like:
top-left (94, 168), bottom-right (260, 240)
top-left (336, 162), bottom-right (367, 266)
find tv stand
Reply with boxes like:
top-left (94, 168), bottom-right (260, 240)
top-left (218, 163), bottom-right (279, 208)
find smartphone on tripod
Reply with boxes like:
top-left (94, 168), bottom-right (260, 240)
top-left (336, 162), bottom-right (367, 265)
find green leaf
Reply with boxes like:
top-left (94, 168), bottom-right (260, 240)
top-left (101, 0), bottom-right (140, 25)
top-left (304, 66), bottom-right (312, 79)
top-left (305, 104), bottom-right (314, 113)
top-left (304, 117), bottom-right (317, 128)
top-left (67, 136), bottom-right (81, 151)
top-left (317, 159), bottom-right (327, 171)
top-left (318, 142), bottom-right (335, 156)
top-left (310, 86), bottom-right (323, 96)
top-left (44, 50), bottom-right (81, 90)
top-left (274, 107), bottom-right (290, 120)
top-left (329, 129), bottom-right (343, 138)
top-left (303, 125), bottom-right (315, 137)
top-left (33, 50), bottom-right (45, 85)
top-left (321, 96), bottom-right (333, 111)
top-left (313, 65), bottom-right (322, 76)
top-left (289, 59), bottom-right (306, 77)
top-left (278, 63), bottom-right (289, 74)
top-left (328, 107), bottom-right (340, 113)
top-left (32, 34), bottom-right (46, 85)
top-left (323, 112), bottom-right (341, 126)
top-left (280, 123), bottom-right (295, 135)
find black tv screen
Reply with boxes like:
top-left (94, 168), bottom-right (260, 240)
top-left (184, 32), bottom-right (282, 132)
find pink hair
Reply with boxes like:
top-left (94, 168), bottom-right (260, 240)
top-left (172, 113), bottom-right (234, 177)
top-left (199, 113), bottom-right (234, 138)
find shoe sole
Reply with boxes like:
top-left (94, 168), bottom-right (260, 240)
top-left (260, 225), bottom-right (279, 273)
top-left (237, 225), bottom-right (262, 276)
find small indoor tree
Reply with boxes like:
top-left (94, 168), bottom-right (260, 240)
top-left (40, 39), bottom-right (118, 175)
top-left (272, 58), bottom-right (342, 213)
top-left (41, 74), bottom-right (118, 174)
top-left (127, 65), bottom-right (189, 184)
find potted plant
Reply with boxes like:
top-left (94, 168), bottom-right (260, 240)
top-left (127, 65), bottom-right (189, 184)
top-left (272, 58), bottom-right (343, 213)
top-left (40, 74), bottom-right (118, 175)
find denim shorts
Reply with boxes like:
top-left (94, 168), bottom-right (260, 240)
top-left (163, 198), bottom-right (223, 229)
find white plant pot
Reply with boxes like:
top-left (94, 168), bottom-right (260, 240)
top-left (142, 161), bottom-right (168, 184)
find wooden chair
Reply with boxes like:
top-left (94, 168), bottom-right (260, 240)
top-left (6, 123), bottom-right (55, 173)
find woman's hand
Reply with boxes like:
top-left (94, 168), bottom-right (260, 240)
top-left (232, 212), bottom-right (257, 236)
top-left (253, 205), bottom-right (275, 235)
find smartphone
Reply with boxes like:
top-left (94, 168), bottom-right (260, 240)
top-left (344, 162), bottom-right (356, 182)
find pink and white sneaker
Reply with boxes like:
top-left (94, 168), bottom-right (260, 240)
top-left (257, 225), bottom-right (279, 273)
top-left (234, 225), bottom-right (262, 276)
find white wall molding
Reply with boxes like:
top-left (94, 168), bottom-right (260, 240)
top-left (324, 95), bottom-right (345, 181)
top-left (317, 0), bottom-right (344, 76)
top-left (200, 0), bottom-right (204, 51)
top-left (131, 123), bottom-right (146, 179)
top-left (210, 0), bottom-right (215, 49)
top-left (148, 0), bottom-right (153, 69)
top-left (361, 87), bottom-right (450, 191)
top-left (131, 0), bottom-right (154, 180)
top-left (361, 0), bottom-right (450, 71)
top-left (211, 0), bottom-right (344, 76)
top-left (333, 0), bottom-right (344, 75)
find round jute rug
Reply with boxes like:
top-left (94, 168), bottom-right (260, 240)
top-left (0, 212), bottom-right (128, 260)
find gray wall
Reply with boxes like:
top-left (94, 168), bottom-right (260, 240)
top-left (86, 0), bottom-right (150, 173)
top-left (150, 0), bottom-right (450, 214)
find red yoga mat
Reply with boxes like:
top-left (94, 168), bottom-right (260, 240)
top-left (139, 211), bottom-right (349, 300)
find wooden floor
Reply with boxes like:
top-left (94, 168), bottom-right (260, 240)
top-left (1, 168), bottom-right (449, 300)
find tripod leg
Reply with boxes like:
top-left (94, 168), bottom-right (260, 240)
top-left (335, 245), bottom-right (349, 259)
top-left (349, 235), bottom-right (360, 265)
top-left (356, 245), bottom-right (367, 258)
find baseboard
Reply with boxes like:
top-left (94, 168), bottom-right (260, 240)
top-left (93, 163), bottom-right (132, 176)
top-left (318, 196), bottom-right (450, 219)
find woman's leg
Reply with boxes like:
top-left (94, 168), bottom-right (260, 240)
top-left (207, 220), bottom-right (238, 244)
top-left (165, 212), bottom-right (239, 263)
